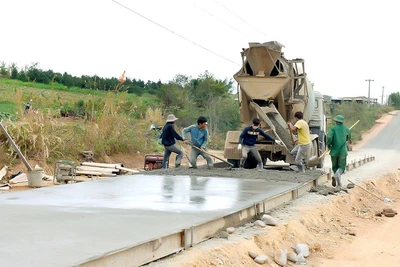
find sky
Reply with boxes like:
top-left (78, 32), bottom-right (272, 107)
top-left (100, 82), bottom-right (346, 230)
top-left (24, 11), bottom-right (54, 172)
top-left (1, 0), bottom-right (399, 102)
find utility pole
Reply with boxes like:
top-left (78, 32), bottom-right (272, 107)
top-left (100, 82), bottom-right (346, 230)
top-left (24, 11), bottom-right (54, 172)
top-left (381, 86), bottom-right (384, 106)
top-left (365, 79), bottom-right (374, 106)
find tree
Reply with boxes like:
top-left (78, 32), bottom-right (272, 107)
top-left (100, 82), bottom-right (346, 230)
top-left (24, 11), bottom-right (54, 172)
top-left (62, 72), bottom-right (74, 87)
top-left (388, 92), bottom-right (400, 109)
top-left (157, 81), bottom-right (190, 114)
top-left (189, 71), bottom-right (232, 108)
top-left (17, 70), bottom-right (28, 82)
top-left (10, 63), bottom-right (18, 79)
top-left (0, 61), bottom-right (8, 77)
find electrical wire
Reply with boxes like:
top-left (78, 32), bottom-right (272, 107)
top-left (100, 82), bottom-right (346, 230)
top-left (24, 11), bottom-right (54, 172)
top-left (111, 0), bottom-right (240, 66)
top-left (191, 1), bottom-right (253, 40)
top-left (214, 0), bottom-right (269, 39)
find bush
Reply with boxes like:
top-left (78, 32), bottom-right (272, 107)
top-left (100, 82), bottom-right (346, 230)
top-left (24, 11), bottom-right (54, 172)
top-left (330, 102), bottom-right (393, 142)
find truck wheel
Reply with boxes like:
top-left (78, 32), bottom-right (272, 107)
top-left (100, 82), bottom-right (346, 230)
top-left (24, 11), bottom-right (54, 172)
top-left (244, 153), bottom-right (258, 169)
top-left (227, 159), bottom-right (240, 168)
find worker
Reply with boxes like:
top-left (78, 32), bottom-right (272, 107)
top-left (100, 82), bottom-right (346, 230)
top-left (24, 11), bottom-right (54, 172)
top-left (238, 118), bottom-right (283, 171)
top-left (182, 116), bottom-right (213, 169)
top-left (327, 115), bottom-right (351, 187)
top-left (161, 114), bottom-right (188, 169)
top-left (288, 111), bottom-right (311, 173)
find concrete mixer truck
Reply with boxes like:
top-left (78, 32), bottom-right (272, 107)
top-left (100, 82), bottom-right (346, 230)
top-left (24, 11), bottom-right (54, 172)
top-left (224, 41), bottom-right (326, 169)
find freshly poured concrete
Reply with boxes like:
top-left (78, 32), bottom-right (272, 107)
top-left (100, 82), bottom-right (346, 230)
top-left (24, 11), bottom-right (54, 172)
top-left (0, 175), bottom-right (300, 267)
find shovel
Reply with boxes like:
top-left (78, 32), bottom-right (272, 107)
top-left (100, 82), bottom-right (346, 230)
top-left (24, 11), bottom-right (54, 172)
top-left (189, 144), bottom-right (234, 167)
top-left (307, 120), bottom-right (360, 167)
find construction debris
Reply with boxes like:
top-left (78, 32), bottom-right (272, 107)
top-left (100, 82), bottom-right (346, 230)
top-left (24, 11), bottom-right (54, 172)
top-left (0, 166), bottom-right (8, 180)
top-left (9, 173), bottom-right (28, 184)
top-left (0, 183), bottom-right (10, 191)
top-left (80, 162), bottom-right (140, 174)
top-left (53, 161), bottom-right (140, 184)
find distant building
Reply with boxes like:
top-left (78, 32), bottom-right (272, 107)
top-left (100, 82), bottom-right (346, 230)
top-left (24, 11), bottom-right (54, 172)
top-left (331, 96), bottom-right (378, 105)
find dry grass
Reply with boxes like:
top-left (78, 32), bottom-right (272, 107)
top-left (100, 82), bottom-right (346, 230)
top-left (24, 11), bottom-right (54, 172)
top-left (0, 90), bottom-right (163, 171)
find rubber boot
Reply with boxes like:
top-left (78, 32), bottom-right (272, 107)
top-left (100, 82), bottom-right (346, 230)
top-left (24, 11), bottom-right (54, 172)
top-left (296, 164), bottom-right (305, 173)
top-left (336, 169), bottom-right (342, 187)
top-left (337, 176), bottom-right (342, 188)
top-left (257, 163), bottom-right (264, 172)
top-left (332, 169), bottom-right (342, 187)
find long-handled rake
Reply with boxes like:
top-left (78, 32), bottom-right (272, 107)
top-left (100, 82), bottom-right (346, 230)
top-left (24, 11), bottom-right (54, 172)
top-left (348, 178), bottom-right (392, 202)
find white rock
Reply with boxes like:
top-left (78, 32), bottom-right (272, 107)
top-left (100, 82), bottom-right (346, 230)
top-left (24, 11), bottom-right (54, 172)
top-left (254, 220), bottom-right (266, 227)
top-left (226, 227), bottom-right (235, 234)
top-left (295, 243), bottom-right (310, 257)
top-left (248, 250), bottom-right (258, 259)
top-left (261, 214), bottom-right (278, 226)
top-left (297, 253), bottom-right (306, 264)
top-left (254, 255), bottom-right (268, 264)
top-left (274, 249), bottom-right (287, 266)
top-left (287, 251), bottom-right (298, 263)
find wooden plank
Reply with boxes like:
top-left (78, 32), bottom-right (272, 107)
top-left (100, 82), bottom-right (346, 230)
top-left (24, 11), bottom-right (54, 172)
top-left (77, 166), bottom-right (119, 173)
top-left (81, 162), bottom-right (123, 169)
top-left (116, 166), bottom-right (140, 174)
top-left (75, 170), bottom-right (116, 177)
top-left (80, 233), bottom-right (183, 267)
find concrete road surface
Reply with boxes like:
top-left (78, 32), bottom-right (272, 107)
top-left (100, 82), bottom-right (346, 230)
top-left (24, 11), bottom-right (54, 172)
top-left (0, 175), bottom-right (300, 267)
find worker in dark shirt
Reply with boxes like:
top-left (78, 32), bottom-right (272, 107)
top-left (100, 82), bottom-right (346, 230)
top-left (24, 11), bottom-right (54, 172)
top-left (161, 114), bottom-right (188, 168)
top-left (238, 118), bottom-right (283, 170)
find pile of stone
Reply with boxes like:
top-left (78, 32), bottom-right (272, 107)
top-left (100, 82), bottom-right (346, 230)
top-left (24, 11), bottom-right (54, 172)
top-left (220, 214), bottom-right (312, 266)
top-left (248, 243), bottom-right (310, 266)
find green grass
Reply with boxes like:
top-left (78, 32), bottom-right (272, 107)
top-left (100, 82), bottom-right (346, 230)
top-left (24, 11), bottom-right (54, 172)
top-left (1, 78), bottom-right (67, 90)
top-left (328, 102), bottom-right (393, 143)
top-left (0, 101), bottom-right (16, 114)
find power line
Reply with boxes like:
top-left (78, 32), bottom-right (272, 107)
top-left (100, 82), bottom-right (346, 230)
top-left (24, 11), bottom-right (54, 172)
top-left (111, 0), bottom-right (240, 67)
top-left (214, 0), bottom-right (269, 39)
top-left (191, 1), bottom-right (253, 40)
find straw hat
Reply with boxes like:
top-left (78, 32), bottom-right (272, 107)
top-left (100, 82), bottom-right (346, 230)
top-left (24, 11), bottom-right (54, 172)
top-left (166, 114), bottom-right (178, 122)
top-left (333, 115), bottom-right (345, 123)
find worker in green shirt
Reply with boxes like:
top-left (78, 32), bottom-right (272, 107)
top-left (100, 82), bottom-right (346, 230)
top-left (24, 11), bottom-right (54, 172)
top-left (327, 115), bottom-right (351, 187)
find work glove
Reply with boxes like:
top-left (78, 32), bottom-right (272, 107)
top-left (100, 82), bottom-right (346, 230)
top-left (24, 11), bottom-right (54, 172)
top-left (237, 144), bottom-right (242, 150)
top-left (275, 140), bottom-right (284, 146)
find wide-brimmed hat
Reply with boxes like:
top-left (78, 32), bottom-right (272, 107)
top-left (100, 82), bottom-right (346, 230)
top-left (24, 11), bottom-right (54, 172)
top-left (166, 114), bottom-right (178, 122)
top-left (333, 115), bottom-right (345, 123)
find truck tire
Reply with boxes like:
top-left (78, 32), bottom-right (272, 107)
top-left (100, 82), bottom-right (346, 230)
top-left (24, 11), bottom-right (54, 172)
top-left (227, 159), bottom-right (240, 168)
top-left (244, 152), bottom-right (258, 169)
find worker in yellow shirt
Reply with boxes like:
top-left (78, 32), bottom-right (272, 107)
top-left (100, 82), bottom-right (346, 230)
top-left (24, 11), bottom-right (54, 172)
top-left (288, 111), bottom-right (311, 173)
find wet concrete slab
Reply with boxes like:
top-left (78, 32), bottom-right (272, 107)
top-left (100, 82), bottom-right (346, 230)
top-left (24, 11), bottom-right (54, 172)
top-left (0, 174), bottom-right (301, 267)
